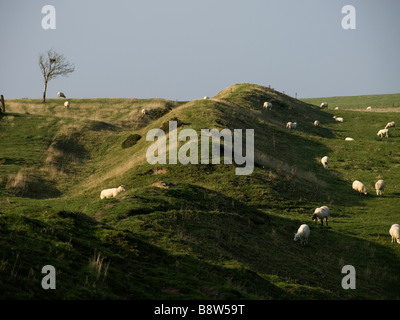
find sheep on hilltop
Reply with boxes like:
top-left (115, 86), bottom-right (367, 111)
top-left (389, 224), bottom-right (400, 244)
top-left (321, 156), bottom-right (330, 169)
top-left (294, 224), bottom-right (310, 245)
top-left (377, 128), bottom-right (389, 138)
top-left (385, 121), bottom-right (396, 129)
top-left (352, 180), bottom-right (368, 195)
top-left (320, 102), bottom-right (328, 109)
top-left (263, 102), bottom-right (272, 110)
top-left (375, 180), bottom-right (386, 195)
top-left (286, 122), bottom-right (297, 131)
top-left (100, 185), bottom-right (126, 199)
top-left (312, 206), bottom-right (330, 226)
top-left (333, 116), bottom-right (344, 122)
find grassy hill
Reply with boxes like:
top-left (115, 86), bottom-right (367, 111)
top-left (1, 83), bottom-right (400, 299)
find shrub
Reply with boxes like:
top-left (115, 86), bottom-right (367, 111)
top-left (160, 117), bottom-right (183, 132)
top-left (122, 133), bottom-right (141, 149)
top-left (152, 105), bottom-right (172, 119)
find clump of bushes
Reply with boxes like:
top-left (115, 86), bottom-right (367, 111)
top-left (152, 104), bottom-right (172, 119)
top-left (160, 117), bottom-right (183, 132)
top-left (122, 133), bottom-right (141, 149)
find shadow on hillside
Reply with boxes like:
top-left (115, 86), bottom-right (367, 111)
top-left (116, 182), bottom-right (270, 226)
top-left (8, 200), bottom-right (399, 299)
top-left (0, 209), bottom-right (293, 299)
top-left (0, 157), bottom-right (28, 166)
top-left (47, 132), bottom-right (90, 173)
top-left (107, 176), bottom-right (400, 298)
top-left (5, 173), bottom-right (62, 199)
top-left (86, 120), bottom-right (120, 132)
top-left (154, 192), bottom-right (400, 299)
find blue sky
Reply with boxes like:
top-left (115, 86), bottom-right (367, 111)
top-left (1, 0), bottom-right (399, 100)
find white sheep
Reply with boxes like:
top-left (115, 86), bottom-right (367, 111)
top-left (377, 128), bottom-right (389, 138)
top-left (321, 156), bottom-right (330, 169)
top-left (312, 206), bottom-right (330, 226)
top-left (333, 116), bottom-right (344, 122)
top-left (141, 109), bottom-right (150, 116)
top-left (294, 224), bottom-right (310, 245)
top-left (64, 101), bottom-right (70, 108)
top-left (314, 120), bottom-right (320, 127)
top-left (345, 137), bottom-right (354, 141)
top-left (375, 179), bottom-right (386, 195)
top-left (352, 180), bottom-right (368, 195)
top-left (57, 91), bottom-right (66, 98)
top-left (100, 185), bottom-right (126, 199)
top-left (263, 102), bottom-right (272, 110)
top-left (286, 122), bottom-right (297, 130)
top-left (203, 96), bottom-right (209, 100)
top-left (385, 121), bottom-right (396, 129)
top-left (366, 106), bottom-right (372, 111)
top-left (389, 224), bottom-right (400, 244)
top-left (320, 102), bottom-right (328, 109)
top-left (334, 107), bottom-right (339, 110)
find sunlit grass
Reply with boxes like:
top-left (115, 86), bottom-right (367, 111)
top-left (1, 85), bottom-right (400, 299)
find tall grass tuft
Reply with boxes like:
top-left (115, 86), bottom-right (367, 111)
top-left (89, 250), bottom-right (109, 282)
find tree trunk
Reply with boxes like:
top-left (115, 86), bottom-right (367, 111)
top-left (42, 81), bottom-right (48, 103)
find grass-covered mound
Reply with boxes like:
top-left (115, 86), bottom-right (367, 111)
top-left (0, 83), bottom-right (400, 299)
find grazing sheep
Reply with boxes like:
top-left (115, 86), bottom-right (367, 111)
top-left (375, 179), bottom-right (386, 195)
top-left (320, 102), bottom-right (328, 109)
top-left (389, 224), bottom-right (400, 244)
top-left (377, 128), bottom-right (389, 138)
top-left (141, 109), bottom-right (150, 116)
top-left (57, 91), bottom-right (66, 98)
top-left (294, 224), bottom-right (310, 245)
top-left (286, 122), bottom-right (297, 131)
top-left (312, 206), bottom-right (330, 226)
top-left (366, 106), bottom-right (372, 110)
top-left (352, 180), bottom-right (368, 195)
top-left (314, 120), bottom-right (320, 127)
top-left (100, 185), bottom-right (126, 199)
top-left (203, 96), bottom-right (209, 100)
top-left (385, 121), bottom-right (396, 129)
top-left (321, 156), bottom-right (330, 169)
top-left (345, 137), bottom-right (354, 141)
top-left (334, 107), bottom-right (339, 110)
top-left (64, 101), bottom-right (70, 108)
top-left (333, 116), bottom-right (344, 122)
top-left (263, 102), bottom-right (272, 110)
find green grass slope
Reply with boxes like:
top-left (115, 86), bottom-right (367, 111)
top-left (0, 84), bottom-right (400, 299)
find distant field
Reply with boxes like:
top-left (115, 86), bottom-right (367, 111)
top-left (302, 93), bottom-right (400, 111)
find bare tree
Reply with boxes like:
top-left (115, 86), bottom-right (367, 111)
top-left (39, 49), bottom-right (75, 103)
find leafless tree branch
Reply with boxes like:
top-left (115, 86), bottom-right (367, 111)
top-left (39, 49), bottom-right (75, 103)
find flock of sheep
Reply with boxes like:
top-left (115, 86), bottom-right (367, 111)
top-left (273, 101), bottom-right (399, 246)
top-left (93, 96), bottom-right (398, 246)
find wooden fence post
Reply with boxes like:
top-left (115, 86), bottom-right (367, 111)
top-left (0, 95), bottom-right (5, 113)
